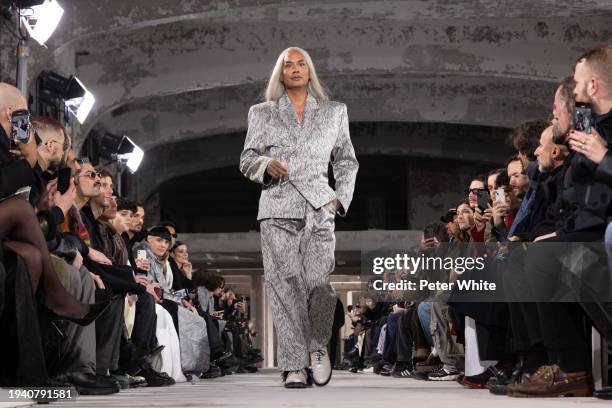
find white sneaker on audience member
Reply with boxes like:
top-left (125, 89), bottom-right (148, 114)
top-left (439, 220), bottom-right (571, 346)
top-left (284, 369), bottom-right (309, 388)
top-left (310, 349), bottom-right (332, 386)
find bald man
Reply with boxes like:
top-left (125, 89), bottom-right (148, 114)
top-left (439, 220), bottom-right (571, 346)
top-left (0, 82), bottom-right (39, 199)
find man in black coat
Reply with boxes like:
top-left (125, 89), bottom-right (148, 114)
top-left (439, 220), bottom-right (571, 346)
top-left (511, 45), bottom-right (612, 398)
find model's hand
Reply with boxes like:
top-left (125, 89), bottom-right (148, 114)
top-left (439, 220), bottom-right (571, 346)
top-left (266, 160), bottom-right (288, 178)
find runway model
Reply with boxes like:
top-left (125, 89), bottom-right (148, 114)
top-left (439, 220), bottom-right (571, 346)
top-left (239, 46), bottom-right (358, 388)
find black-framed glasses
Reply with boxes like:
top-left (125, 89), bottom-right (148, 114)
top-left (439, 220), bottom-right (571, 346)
top-left (464, 188), bottom-right (488, 195)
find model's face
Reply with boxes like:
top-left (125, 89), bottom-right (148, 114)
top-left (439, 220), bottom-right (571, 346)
top-left (467, 180), bottom-right (485, 208)
top-left (75, 163), bottom-right (101, 199)
top-left (148, 235), bottom-right (169, 257)
top-left (456, 204), bottom-right (474, 231)
top-left (507, 160), bottom-right (529, 199)
top-left (173, 244), bottom-right (188, 264)
top-left (112, 209), bottom-right (133, 234)
top-left (281, 50), bottom-right (310, 90)
top-left (131, 207), bottom-right (145, 232)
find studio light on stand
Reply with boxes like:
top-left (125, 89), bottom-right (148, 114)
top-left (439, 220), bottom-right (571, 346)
top-left (99, 132), bottom-right (145, 195)
top-left (19, 0), bottom-right (64, 46)
top-left (0, 0), bottom-right (65, 95)
top-left (37, 70), bottom-right (95, 124)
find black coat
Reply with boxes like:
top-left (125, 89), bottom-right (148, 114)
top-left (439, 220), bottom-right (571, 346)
top-left (0, 127), bottom-right (38, 201)
top-left (554, 109), bottom-right (612, 235)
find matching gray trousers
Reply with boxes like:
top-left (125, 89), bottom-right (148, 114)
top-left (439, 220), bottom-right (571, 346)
top-left (260, 202), bottom-right (337, 371)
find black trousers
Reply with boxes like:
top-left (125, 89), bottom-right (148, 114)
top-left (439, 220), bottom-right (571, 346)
top-left (397, 310), bottom-right (414, 363)
top-left (522, 230), bottom-right (604, 372)
top-left (201, 312), bottom-right (225, 359)
top-left (95, 293), bottom-right (124, 375)
top-left (131, 293), bottom-right (157, 350)
top-left (0, 250), bottom-right (48, 386)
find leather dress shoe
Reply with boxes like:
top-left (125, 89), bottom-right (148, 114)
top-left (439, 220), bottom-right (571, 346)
top-left (310, 349), bottom-right (332, 386)
top-left (61, 372), bottom-right (120, 395)
top-left (508, 365), bottom-right (593, 398)
top-left (283, 369), bottom-right (310, 388)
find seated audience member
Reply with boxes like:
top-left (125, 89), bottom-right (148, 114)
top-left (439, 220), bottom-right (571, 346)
top-left (135, 226), bottom-right (211, 376)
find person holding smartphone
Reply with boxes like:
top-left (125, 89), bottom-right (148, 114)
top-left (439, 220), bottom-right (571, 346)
top-left (0, 83), bottom-right (40, 200)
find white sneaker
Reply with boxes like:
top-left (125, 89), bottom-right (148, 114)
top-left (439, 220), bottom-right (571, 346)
top-left (284, 369), bottom-right (308, 388)
top-left (310, 349), bottom-right (332, 386)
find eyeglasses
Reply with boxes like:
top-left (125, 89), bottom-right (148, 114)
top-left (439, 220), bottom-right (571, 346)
top-left (78, 170), bottom-right (101, 180)
top-left (464, 188), bottom-right (488, 195)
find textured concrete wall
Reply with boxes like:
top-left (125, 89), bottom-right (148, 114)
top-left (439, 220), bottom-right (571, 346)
top-left (0, 0), bottom-right (610, 228)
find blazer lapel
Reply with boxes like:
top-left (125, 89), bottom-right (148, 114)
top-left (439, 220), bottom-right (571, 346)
top-left (302, 93), bottom-right (320, 139)
top-left (276, 93), bottom-right (296, 129)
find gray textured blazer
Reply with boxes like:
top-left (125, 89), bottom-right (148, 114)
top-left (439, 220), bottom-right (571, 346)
top-left (240, 92), bottom-right (359, 220)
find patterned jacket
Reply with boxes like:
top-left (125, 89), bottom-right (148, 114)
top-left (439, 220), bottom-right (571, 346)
top-left (240, 92), bottom-right (359, 220)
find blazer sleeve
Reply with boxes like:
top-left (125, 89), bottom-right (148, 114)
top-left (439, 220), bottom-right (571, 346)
top-left (331, 104), bottom-right (359, 216)
top-left (239, 106), bottom-right (274, 186)
top-left (594, 151), bottom-right (612, 185)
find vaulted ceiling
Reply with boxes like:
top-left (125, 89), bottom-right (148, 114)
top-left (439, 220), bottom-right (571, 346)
top-left (1, 0), bottom-right (611, 201)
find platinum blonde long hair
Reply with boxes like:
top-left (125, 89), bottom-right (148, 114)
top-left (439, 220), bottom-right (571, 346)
top-left (264, 47), bottom-right (329, 103)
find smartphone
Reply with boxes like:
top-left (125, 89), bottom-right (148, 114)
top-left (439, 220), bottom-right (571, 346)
top-left (57, 167), bottom-right (72, 194)
top-left (476, 189), bottom-right (490, 212)
top-left (11, 109), bottom-right (31, 144)
top-left (423, 226), bottom-right (434, 239)
top-left (137, 250), bottom-right (147, 261)
top-left (495, 188), bottom-right (506, 204)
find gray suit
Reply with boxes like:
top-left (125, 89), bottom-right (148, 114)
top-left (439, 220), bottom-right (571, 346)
top-left (240, 92), bottom-right (358, 371)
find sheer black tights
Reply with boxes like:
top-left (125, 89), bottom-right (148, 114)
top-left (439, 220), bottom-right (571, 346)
top-left (0, 197), bottom-right (87, 319)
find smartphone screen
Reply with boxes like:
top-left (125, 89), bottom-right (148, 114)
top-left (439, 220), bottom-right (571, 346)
top-left (11, 109), bottom-right (31, 143)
